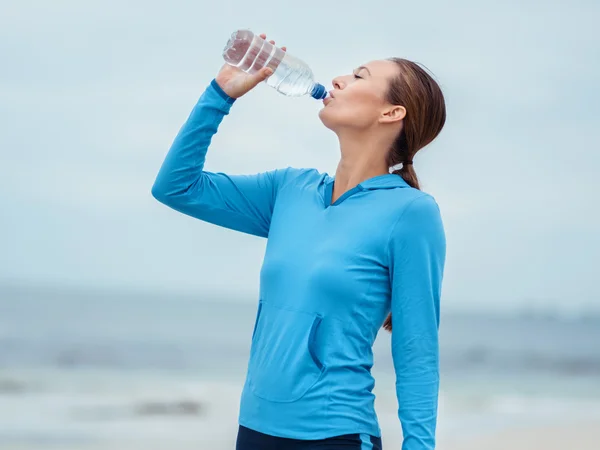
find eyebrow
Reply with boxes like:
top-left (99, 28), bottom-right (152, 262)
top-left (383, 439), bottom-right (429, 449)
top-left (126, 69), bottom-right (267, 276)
top-left (356, 66), bottom-right (372, 76)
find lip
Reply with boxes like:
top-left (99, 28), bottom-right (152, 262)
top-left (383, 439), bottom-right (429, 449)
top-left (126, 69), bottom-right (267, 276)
top-left (323, 97), bottom-right (333, 106)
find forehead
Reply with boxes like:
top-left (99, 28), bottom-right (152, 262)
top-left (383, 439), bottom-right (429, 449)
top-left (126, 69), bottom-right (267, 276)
top-left (359, 60), bottom-right (399, 80)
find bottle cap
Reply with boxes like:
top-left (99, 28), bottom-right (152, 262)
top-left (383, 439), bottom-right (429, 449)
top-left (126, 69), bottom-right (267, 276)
top-left (310, 83), bottom-right (327, 100)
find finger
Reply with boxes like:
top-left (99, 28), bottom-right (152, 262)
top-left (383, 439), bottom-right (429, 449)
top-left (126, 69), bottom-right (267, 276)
top-left (281, 46), bottom-right (287, 52)
top-left (269, 40), bottom-right (275, 45)
top-left (259, 33), bottom-right (266, 39)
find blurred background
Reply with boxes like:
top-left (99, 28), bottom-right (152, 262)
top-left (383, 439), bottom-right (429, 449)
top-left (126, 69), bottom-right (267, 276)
top-left (1, 0), bottom-right (599, 449)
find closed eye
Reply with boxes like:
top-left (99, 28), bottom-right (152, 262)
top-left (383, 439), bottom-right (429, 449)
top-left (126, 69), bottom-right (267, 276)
top-left (353, 74), bottom-right (363, 79)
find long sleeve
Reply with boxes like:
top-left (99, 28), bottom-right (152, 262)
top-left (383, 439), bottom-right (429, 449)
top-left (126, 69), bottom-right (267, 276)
top-left (388, 194), bottom-right (446, 450)
top-left (151, 79), bottom-right (288, 238)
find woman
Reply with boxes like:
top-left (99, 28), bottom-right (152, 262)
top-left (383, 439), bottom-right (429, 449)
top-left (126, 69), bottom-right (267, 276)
top-left (152, 34), bottom-right (446, 450)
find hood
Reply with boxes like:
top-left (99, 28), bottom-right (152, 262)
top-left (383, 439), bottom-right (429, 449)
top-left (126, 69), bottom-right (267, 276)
top-left (322, 173), bottom-right (410, 207)
top-left (357, 173), bottom-right (409, 190)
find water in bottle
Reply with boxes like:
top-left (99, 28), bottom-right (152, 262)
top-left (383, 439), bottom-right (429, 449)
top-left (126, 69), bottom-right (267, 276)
top-left (222, 29), bottom-right (327, 100)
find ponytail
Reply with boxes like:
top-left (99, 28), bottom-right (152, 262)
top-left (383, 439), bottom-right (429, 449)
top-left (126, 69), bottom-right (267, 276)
top-left (393, 162), bottom-right (420, 190)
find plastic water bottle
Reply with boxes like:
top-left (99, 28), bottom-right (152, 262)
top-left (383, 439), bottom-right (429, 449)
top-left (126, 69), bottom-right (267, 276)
top-left (222, 29), bottom-right (327, 100)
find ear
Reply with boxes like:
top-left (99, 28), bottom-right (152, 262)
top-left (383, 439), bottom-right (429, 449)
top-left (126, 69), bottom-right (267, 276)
top-left (379, 105), bottom-right (406, 124)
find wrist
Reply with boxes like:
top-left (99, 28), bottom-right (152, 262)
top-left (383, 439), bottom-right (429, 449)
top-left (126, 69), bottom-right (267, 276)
top-left (211, 79), bottom-right (236, 104)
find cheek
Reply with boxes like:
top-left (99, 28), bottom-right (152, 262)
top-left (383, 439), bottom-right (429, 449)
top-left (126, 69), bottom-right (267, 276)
top-left (319, 105), bottom-right (375, 130)
top-left (319, 90), bottom-right (382, 129)
top-left (339, 97), bottom-right (380, 125)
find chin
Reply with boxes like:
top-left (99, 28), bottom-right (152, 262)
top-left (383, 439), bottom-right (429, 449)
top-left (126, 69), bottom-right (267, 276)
top-left (318, 107), bottom-right (337, 131)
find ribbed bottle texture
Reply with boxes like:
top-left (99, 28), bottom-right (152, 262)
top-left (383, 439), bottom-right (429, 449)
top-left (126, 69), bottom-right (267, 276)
top-left (223, 29), bottom-right (327, 100)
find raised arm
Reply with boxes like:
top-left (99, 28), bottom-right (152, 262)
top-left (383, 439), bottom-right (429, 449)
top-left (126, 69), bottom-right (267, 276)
top-left (388, 194), bottom-right (446, 450)
top-left (151, 79), bottom-right (289, 237)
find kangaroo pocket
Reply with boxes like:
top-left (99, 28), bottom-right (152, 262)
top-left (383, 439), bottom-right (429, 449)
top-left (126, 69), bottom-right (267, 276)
top-left (248, 302), bottom-right (325, 403)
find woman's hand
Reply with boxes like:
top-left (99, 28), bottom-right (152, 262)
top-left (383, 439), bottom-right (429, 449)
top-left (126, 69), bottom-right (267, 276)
top-left (215, 33), bottom-right (286, 99)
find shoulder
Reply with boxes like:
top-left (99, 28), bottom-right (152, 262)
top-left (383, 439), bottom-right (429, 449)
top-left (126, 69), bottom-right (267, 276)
top-left (389, 191), bottom-right (445, 244)
top-left (401, 192), bottom-right (442, 220)
top-left (274, 167), bottom-right (327, 190)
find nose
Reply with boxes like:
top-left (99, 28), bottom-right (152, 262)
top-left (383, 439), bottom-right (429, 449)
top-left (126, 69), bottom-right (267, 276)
top-left (332, 77), bottom-right (345, 90)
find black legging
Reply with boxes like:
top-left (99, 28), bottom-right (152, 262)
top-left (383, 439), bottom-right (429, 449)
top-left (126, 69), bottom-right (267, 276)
top-left (236, 425), bottom-right (383, 450)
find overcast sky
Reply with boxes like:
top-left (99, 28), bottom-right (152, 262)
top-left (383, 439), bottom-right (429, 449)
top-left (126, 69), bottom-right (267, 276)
top-left (1, 0), bottom-right (598, 313)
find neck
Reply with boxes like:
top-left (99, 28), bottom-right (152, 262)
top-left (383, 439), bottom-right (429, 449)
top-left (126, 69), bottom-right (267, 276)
top-left (332, 131), bottom-right (391, 200)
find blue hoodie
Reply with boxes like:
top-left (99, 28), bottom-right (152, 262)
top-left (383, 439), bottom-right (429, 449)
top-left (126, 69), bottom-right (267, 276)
top-left (152, 80), bottom-right (446, 450)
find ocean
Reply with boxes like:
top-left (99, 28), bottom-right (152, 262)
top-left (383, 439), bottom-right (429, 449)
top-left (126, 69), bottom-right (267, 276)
top-left (1, 282), bottom-right (599, 449)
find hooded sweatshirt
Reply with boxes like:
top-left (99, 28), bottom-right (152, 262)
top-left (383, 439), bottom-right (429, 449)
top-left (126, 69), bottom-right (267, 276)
top-left (151, 80), bottom-right (446, 450)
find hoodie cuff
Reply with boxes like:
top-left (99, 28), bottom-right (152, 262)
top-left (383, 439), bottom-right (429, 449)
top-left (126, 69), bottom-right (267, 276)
top-left (210, 79), bottom-right (236, 105)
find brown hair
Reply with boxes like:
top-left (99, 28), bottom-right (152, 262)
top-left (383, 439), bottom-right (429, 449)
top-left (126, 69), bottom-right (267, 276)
top-left (382, 58), bottom-right (446, 332)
